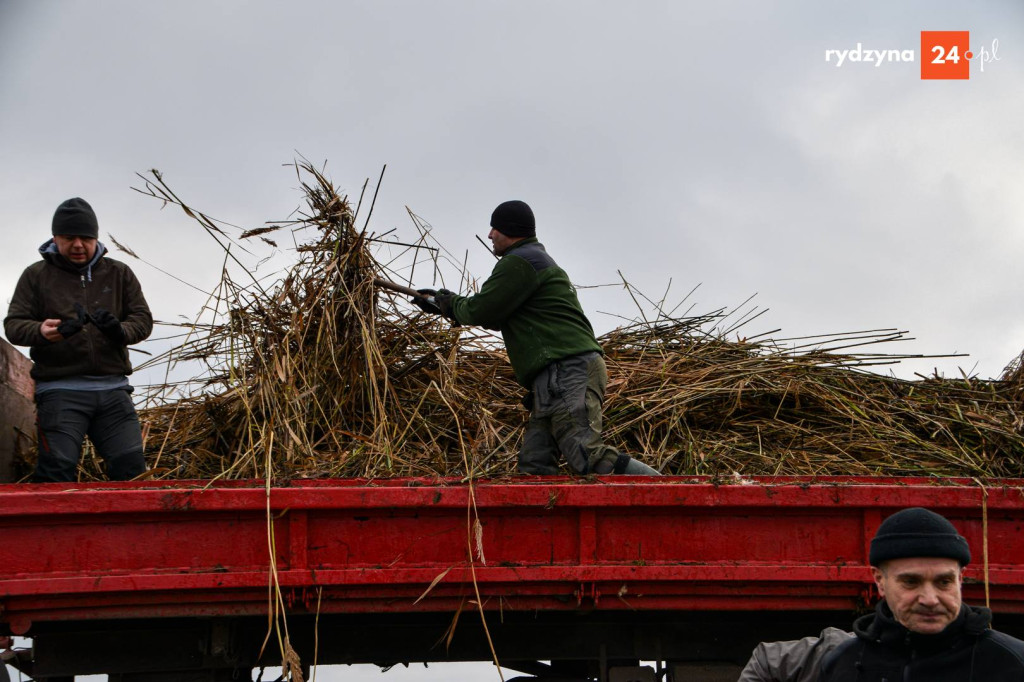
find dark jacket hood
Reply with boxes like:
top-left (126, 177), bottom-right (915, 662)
top-left (39, 238), bottom-right (107, 277)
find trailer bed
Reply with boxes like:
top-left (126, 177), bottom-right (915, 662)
top-left (3, 476), bottom-right (1023, 636)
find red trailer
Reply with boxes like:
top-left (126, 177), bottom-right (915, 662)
top-left (2, 475), bottom-right (1023, 681)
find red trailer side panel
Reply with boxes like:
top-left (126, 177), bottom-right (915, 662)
top-left (2, 476), bottom-right (1023, 635)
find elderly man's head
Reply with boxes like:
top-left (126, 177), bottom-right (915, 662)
top-left (869, 507), bottom-right (971, 635)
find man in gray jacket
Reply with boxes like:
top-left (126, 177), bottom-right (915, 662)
top-left (4, 198), bottom-right (153, 482)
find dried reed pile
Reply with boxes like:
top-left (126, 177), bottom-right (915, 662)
top-left (129, 162), bottom-right (527, 480)
top-left (601, 323), bottom-right (1024, 477)
top-left (59, 163), bottom-right (1024, 482)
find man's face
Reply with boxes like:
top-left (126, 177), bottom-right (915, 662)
top-left (873, 557), bottom-right (963, 635)
top-left (488, 228), bottom-right (520, 256)
top-left (54, 235), bottom-right (97, 264)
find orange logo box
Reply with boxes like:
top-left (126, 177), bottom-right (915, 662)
top-left (921, 31), bottom-right (970, 79)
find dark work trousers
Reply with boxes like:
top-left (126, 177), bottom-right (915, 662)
top-left (518, 351), bottom-right (624, 475)
top-left (34, 388), bottom-right (147, 482)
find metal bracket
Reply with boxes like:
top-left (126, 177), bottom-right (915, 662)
top-left (575, 582), bottom-right (601, 607)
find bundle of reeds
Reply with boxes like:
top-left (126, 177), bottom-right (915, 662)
top-left (601, 323), bottom-right (1024, 477)
top-left (35, 162), bottom-right (1024, 482)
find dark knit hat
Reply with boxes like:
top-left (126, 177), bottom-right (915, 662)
top-left (52, 198), bottom-right (99, 239)
top-left (869, 507), bottom-right (971, 567)
top-left (490, 200), bottom-right (536, 238)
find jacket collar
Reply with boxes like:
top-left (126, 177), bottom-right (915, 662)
top-left (40, 238), bottom-right (107, 279)
top-left (504, 237), bottom-right (539, 255)
top-left (854, 600), bottom-right (991, 652)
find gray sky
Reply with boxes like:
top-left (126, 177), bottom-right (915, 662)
top-left (3, 1), bottom-right (1023, 387)
top-left (2, 1), bottom-right (1023, 679)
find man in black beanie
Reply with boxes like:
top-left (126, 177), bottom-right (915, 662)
top-left (4, 198), bottom-right (152, 482)
top-left (817, 507), bottom-right (1024, 681)
top-left (413, 200), bottom-right (659, 476)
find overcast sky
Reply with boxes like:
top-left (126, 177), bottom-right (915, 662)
top-left (2, 1), bottom-right (1023, 679)
top-left (4, 1), bottom-right (1024, 388)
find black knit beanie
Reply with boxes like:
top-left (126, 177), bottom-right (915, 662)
top-left (490, 200), bottom-right (536, 238)
top-left (52, 198), bottom-right (99, 239)
top-left (869, 507), bottom-right (971, 567)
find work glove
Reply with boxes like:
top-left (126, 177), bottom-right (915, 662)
top-left (411, 288), bottom-right (443, 315)
top-left (91, 307), bottom-right (128, 344)
top-left (56, 302), bottom-right (89, 338)
top-left (434, 289), bottom-right (456, 320)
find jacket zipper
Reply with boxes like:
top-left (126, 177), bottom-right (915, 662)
top-left (80, 273), bottom-right (98, 369)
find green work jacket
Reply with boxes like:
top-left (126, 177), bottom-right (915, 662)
top-left (450, 238), bottom-right (601, 387)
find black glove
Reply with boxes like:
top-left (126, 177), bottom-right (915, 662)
top-left (434, 289), bottom-right (456, 319)
top-left (92, 308), bottom-right (128, 344)
top-left (57, 302), bottom-right (89, 338)
top-left (411, 288), bottom-right (443, 315)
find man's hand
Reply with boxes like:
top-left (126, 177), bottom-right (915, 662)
top-left (92, 308), bottom-right (128, 344)
top-left (411, 288), bottom-right (443, 316)
top-left (41, 319), bottom-right (63, 342)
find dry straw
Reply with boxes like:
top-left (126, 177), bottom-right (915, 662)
top-left (31, 161), bottom-right (1024, 482)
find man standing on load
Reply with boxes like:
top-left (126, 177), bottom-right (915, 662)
top-left (413, 200), bottom-right (659, 476)
top-left (4, 198), bottom-right (152, 482)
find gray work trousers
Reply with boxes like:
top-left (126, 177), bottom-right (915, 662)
top-left (34, 388), bottom-right (147, 482)
top-left (518, 352), bottom-right (659, 475)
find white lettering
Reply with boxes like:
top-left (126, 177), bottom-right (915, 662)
top-left (978, 38), bottom-right (1001, 72)
top-left (824, 44), bottom-right (919, 68)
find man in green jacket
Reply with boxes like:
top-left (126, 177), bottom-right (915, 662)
top-left (415, 200), bottom-right (658, 476)
top-left (4, 198), bottom-right (153, 482)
